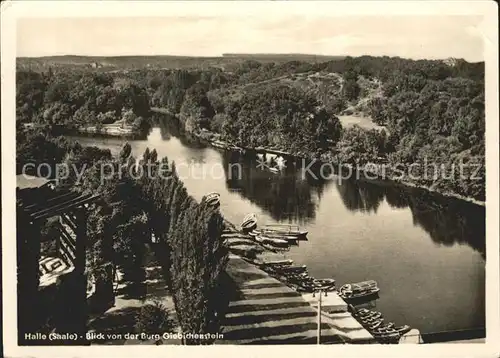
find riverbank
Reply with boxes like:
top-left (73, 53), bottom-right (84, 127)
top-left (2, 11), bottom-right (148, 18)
top-left (65, 129), bottom-right (486, 338)
top-left (78, 125), bottom-right (135, 137)
top-left (191, 129), bottom-right (485, 207)
top-left (23, 121), bottom-right (149, 139)
top-left (218, 255), bottom-right (350, 344)
top-left (221, 228), bottom-right (375, 344)
top-left (222, 222), bottom-right (421, 344)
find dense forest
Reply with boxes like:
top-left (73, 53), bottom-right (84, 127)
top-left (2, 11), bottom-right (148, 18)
top-left (16, 70), bottom-right (152, 135)
top-left (17, 55), bottom-right (485, 201)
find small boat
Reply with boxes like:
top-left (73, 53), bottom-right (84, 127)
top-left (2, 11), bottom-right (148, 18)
top-left (266, 264), bottom-right (307, 275)
top-left (357, 311), bottom-right (383, 321)
top-left (338, 280), bottom-right (380, 301)
top-left (268, 167), bottom-right (279, 174)
top-left (355, 307), bottom-right (370, 314)
top-left (255, 234), bottom-right (289, 247)
top-left (262, 224), bottom-right (308, 238)
top-left (353, 308), bottom-right (380, 317)
top-left (371, 322), bottom-right (395, 333)
top-left (372, 328), bottom-right (401, 340)
top-left (312, 278), bottom-right (336, 291)
top-left (250, 229), bottom-right (299, 241)
top-left (282, 264), bottom-right (307, 273)
top-left (359, 313), bottom-right (383, 323)
top-left (241, 213), bottom-right (257, 231)
top-left (241, 220), bottom-right (257, 231)
top-left (394, 325), bottom-right (411, 335)
top-left (365, 319), bottom-right (385, 330)
top-left (242, 213), bottom-right (256, 225)
top-left (242, 213), bottom-right (256, 222)
top-left (263, 259), bottom-right (294, 266)
top-left (205, 192), bottom-right (220, 207)
top-left (261, 243), bottom-right (289, 252)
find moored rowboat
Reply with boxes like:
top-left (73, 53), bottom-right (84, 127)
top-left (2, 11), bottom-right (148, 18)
top-left (250, 229), bottom-right (299, 242)
top-left (255, 234), bottom-right (288, 247)
top-left (262, 224), bottom-right (308, 237)
top-left (205, 192), bottom-right (220, 207)
top-left (338, 280), bottom-right (379, 301)
top-left (241, 213), bottom-right (257, 231)
top-left (262, 259), bottom-right (294, 266)
top-left (243, 213), bottom-right (257, 223)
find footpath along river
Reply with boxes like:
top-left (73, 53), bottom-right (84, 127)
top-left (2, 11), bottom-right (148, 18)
top-left (69, 123), bottom-right (485, 338)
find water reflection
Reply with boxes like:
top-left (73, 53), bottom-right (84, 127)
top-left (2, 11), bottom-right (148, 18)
top-left (405, 189), bottom-right (486, 260)
top-left (221, 154), bottom-right (485, 259)
top-left (336, 179), bottom-right (485, 259)
top-left (155, 113), bottom-right (207, 149)
top-left (154, 114), bottom-right (485, 260)
top-left (221, 151), bottom-right (332, 225)
top-left (335, 178), bottom-right (386, 214)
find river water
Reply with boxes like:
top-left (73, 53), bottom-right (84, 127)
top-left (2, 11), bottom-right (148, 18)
top-left (70, 122), bottom-right (485, 337)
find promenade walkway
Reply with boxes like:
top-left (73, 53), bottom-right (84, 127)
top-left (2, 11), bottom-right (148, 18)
top-left (217, 255), bottom-right (345, 344)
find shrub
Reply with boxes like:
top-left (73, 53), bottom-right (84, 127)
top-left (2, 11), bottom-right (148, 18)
top-left (135, 300), bottom-right (173, 337)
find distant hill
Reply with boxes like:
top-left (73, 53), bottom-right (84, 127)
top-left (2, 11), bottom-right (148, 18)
top-left (16, 53), bottom-right (344, 72)
top-left (17, 55), bottom-right (225, 71)
top-left (222, 53), bottom-right (345, 62)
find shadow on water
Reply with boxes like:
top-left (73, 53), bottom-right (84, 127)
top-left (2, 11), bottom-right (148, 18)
top-left (221, 151), bottom-right (333, 225)
top-left (154, 113), bottom-right (207, 149)
top-left (154, 114), bottom-right (486, 259)
top-left (404, 188), bottom-right (485, 260)
top-left (335, 177), bottom-right (386, 214)
top-left (218, 146), bottom-right (485, 259)
top-left (334, 178), bottom-right (485, 259)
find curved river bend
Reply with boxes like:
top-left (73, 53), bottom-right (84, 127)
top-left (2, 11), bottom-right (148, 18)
top-left (70, 123), bottom-right (485, 337)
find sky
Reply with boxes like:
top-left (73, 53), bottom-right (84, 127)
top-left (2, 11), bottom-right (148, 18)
top-left (16, 15), bottom-right (485, 62)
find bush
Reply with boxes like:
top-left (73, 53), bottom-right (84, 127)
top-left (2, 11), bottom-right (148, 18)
top-left (135, 300), bottom-right (173, 338)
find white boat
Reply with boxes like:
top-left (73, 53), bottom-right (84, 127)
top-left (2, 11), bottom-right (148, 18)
top-left (241, 213), bottom-right (257, 231)
top-left (249, 229), bottom-right (298, 241)
top-left (338, 280), bottom-right (380, 301)
top-left (205, 192), bottom-right (220, 207)
top-left (241, 220), bottom-right (257, 231)
top-left (242, 213), bottom-right (257, 224)
top-left (255, 234), bottom-right (288, 247)
top-left (262, 224), bottom-right (308, 237)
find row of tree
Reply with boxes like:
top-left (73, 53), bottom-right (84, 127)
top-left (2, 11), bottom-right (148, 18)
top-left (78, 144), bottom-right (228, 344)
top-left (16, 121), bottom-right (228, 343)
top-left (16, 70), bottom-right (151, 134)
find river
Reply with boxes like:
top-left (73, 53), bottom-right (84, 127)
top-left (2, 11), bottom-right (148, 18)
top-left (69, 121), bottom-right (486, 337)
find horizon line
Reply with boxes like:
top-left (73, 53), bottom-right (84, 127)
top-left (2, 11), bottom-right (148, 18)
top-left (16, 53), bottom-right (484, 63)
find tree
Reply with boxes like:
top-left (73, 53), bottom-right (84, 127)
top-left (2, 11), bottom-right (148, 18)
top-left (179, 84), bottom-right (215, 132)
top-left (170, 201), bottom-right (227, 344)
top-left (342, 70), bottom-right (360, 101)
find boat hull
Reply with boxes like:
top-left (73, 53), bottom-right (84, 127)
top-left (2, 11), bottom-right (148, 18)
top-left (338, 289), bottom-right (380, 303)
top-left (255, 235), bottom-right (289, 247)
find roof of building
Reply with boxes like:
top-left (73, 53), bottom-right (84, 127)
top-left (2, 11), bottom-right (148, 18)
top-left (16, 175), bottom-right (51, 190)
top-left (17, 184), bottom-right (101, 222)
